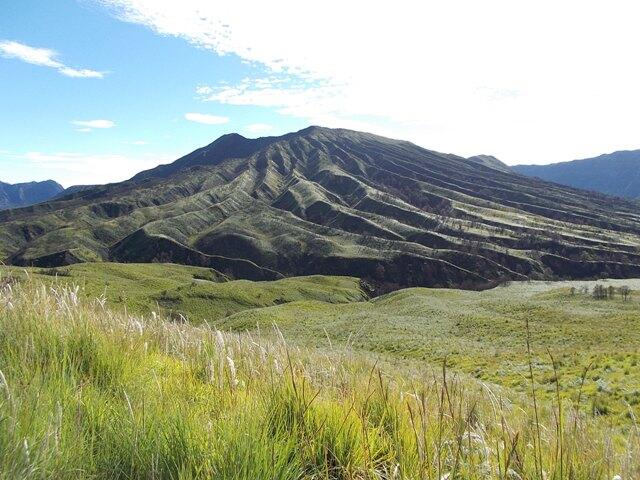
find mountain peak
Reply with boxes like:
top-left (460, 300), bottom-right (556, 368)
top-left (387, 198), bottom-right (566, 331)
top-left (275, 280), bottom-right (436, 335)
top-left (133, 126), bottom-right (348, 182)
top-left (294, 125), bottom-right (327, 135)
top-left (467, 155), bottom-right (511, 173)
top-left (0, 179), bottom-right (64, 210)
top-left (210, 132), bottom-right (248, 143)
top-left (132, 131), bottom-right (271, 181)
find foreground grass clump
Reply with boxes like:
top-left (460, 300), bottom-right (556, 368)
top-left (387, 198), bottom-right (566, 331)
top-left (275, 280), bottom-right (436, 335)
top-left (0, 278), bottom-right (638, 479)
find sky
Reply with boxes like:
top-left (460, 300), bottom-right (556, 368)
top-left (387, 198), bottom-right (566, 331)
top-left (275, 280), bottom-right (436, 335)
top-left (1, 1), bottom-right (640, 187)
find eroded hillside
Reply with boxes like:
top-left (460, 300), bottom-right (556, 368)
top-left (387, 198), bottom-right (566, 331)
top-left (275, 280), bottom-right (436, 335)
top-left (2, 127), bottom-right (640, 289)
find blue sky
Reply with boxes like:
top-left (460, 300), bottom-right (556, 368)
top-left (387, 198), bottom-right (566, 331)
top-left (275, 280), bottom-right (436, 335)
top-left (0, 1), bottom-right (304, 186)
top-left (1, 1), bottom-right (639, 186)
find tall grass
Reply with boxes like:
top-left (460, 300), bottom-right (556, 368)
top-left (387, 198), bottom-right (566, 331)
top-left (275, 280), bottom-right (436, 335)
top-left (0, 276), bottom-right (637, 479)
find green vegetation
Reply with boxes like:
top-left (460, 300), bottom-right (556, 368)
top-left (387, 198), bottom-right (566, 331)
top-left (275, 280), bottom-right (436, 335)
top-left (225, 279), bottom-right (640, 420)
top-left (3, 264), bottom-right (640, 424)
top-left (1, 276), bottom-right (638, 478)
top-left (0, 263), bottom-right (365, 323)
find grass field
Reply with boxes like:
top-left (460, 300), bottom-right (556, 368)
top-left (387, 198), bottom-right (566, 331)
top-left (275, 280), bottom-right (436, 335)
top-left (0, 275), bottom-right (638, 478)
top-left (2, 264), bottom-right (640, 423)
top-left (225, 278), bottom-right (640, 420)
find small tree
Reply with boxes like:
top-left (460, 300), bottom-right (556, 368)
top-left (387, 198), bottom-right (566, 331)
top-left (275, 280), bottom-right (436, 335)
top-left (620, 285), bottom-right (632, 301)
top-left (593, 284), bottom-right (607, 300)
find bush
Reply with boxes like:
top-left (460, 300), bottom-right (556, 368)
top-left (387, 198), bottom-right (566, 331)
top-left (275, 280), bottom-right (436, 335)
top-left (37, 267), bottom-right (71, 277)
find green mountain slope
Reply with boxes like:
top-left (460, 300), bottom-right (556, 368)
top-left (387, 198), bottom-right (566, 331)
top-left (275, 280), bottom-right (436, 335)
top-left (2, 126), bottom-right (640, 289)
top-left (514, 150), bottom-right (640, 198)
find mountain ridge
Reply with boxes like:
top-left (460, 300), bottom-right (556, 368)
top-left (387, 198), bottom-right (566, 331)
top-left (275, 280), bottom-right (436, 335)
top-left (0, 179), bottom-right (64, 210)
top-left (2, 126), bottom-right (640, 291)
top-left (513, 150), bottom-right (640, 199)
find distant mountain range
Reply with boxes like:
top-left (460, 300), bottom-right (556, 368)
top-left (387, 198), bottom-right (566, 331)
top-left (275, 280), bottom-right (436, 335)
top-left (0, 180), bottom-right (64, 210)
top-left (513, 150), bottom-right (640, 199)
top-left (2, 126), bottom-right (640, 290)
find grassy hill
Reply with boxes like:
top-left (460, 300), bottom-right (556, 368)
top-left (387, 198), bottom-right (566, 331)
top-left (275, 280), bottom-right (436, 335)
top-left (0, 263), bottom-right (366, 322)
top-left (0, 273), bottom-right (638, 478)
top-left (3, 127), bottom-right (640, 291)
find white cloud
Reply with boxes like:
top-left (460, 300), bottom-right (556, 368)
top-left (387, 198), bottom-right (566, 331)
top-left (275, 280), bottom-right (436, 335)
top-left (0, 40), bottom-right (105, 78)
top-left (72, 119), bottom-right (116, 129)
top-left (0, 41), bottom-right (60, 68)
top-left (58, 67), bottom-right (105, 78)
top-left (128, 140), bottom-right (148, 145)
top-left (244, 123), bottom-right (273, 134)
top-left (18, 151), bottom-right (175, 186)
top-left (184, 112), bottom-right (229, 125)
top-left (97, 0), bottom-right (640, 164)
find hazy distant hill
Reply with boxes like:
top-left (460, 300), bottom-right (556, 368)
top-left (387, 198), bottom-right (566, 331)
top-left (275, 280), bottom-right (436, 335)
top-left (2, 126), bottom-right (640, 290)
top-left (0, 180), bottom-right (64, 210)
top-left (513, 150), bottom-right (640, 199)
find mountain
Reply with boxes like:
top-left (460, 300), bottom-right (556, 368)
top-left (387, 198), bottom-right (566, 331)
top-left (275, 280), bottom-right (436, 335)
top-left (513, 150), bottom-right (640, 199)
top-left (0, 180), bottom-right (64, 210)
top-left (2, 126), bottom-right (640, 291)
top-left (466, 154), bottom-right (512, 173)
